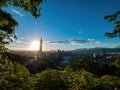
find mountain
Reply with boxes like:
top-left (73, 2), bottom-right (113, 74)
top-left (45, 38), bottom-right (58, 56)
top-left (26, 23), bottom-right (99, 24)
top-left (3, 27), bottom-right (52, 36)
top-left (72, 47), bottom-right (120, 53)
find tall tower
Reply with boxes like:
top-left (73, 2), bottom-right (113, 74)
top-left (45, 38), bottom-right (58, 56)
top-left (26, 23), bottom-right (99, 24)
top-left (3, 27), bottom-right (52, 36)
top-left (39, 37), bottom-right (43, 53)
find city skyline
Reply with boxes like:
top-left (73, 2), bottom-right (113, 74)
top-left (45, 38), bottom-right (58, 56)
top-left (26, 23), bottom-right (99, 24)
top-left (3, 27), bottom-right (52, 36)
top-left (4, 0), bottom-right (120, 51)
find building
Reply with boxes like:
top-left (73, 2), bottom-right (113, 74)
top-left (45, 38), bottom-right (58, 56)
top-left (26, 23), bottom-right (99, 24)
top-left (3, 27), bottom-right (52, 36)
top-left (36, 37), bottom-right (43, 59)
top-left (39, 37), bottom-right (43, 53)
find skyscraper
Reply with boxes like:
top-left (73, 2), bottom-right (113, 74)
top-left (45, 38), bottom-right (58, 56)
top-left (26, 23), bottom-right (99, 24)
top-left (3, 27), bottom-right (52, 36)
top-left (39, 37), bottom-right (43, 53)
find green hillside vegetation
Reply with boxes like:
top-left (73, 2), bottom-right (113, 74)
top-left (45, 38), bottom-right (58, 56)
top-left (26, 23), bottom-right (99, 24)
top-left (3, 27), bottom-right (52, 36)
top-left (0, 55), bottom-right (30, 89)
top-left (0, 53), bottom-right (120, 90)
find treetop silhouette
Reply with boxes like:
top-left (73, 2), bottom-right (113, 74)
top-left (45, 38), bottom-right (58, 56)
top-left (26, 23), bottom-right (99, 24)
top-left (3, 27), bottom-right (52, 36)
top-left (0, 0), bottom-right (44, 18)
top-left (104, 10), bottom-right (120, 38)
top-left (0, 0), bottom-right (44, 51)
top-left (0, 9), bottom-right (18, 52)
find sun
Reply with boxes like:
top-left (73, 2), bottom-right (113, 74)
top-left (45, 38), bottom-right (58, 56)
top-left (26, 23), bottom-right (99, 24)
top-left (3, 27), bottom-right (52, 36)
top-left (29, 41), bottom-right (39, 51)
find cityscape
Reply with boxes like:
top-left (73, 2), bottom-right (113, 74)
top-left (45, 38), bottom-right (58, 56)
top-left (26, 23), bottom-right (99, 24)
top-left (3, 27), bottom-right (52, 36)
top-left (0, 0), bottom-right (120, 90)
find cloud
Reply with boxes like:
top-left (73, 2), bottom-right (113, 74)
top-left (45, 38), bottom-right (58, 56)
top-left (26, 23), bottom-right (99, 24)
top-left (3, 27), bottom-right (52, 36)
top-left (15, 40), bottom-right (23, 44)
top-left (49, 39), bottom-right (91, 45)
top-left (114, 45), bottom-right (120, 48)
top-left (95, 41), bottom-right (101, 45)
top-left (88, 38), bottom-right (94, 42)
top-left (71, 39), bottom-right (88, 45)
top-left (20, 37), bottom-right (25, 40)
top-left (7, 40), bottom-right (31, 50)
top-left (12, 9), bottom-right (24, 17)
top-left (49, 40), bottom-right (69, 44)
top-left (10, 39), bottom-right (30, 46)
top-left (48, 38), bottom-right (101, 46)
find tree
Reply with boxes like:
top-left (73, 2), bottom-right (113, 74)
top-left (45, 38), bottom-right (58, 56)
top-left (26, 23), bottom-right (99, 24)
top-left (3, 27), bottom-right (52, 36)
top-left (0, 0), bottom-right (44, 18)
top-left (65, 58), bottom-right (97, 74)
top-left (0, 55), bottom-right (30, 89)
top-left (69, 70), bottom-right (94, 90)
top-left (0, 0), bottom-right (44, 52)
top-left (104, 11), bottom-right (120, 38)
top-left (30, 70), bottom-right (68, 90)
top-left (101, 75), bottom-right (120, 90)
top-left (0, 9), bottom-right (18, 52)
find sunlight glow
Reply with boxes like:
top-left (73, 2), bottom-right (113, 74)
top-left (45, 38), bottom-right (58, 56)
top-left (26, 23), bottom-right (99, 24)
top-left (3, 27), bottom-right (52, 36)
top-left (29, 41), bottom-right (39, 51)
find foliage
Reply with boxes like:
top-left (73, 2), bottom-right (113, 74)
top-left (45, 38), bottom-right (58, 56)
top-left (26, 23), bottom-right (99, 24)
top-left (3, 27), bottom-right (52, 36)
top-left (69, 70), bottom-right (96, 90)
top-left (0, 9), bottom-right (18, 52)
top-left (65, 58), bottom-right (120, 77)
top-left (65, 58), bottom-right (97, 74)
top-left (3, 52), bottom-right (30, 64)
top-left (112, 58), bottom-right (120, 76)
top-left (0, 55), bottom-right (120, 90)
top-left (113, 58), bottom-right (120, 69)
top-left (36, 61), bottom-right (48, 72)
top-left (101, 75), bottom-right (120, 90)
top-left (104, 10), bottom-right (120, 38)
top-left (29, 70), bottom-right (68, 90)
top-left (0, 0), bottom-right (44, 52)
top-left (96, 63), bottom-right (118, 76)
top-left (0, 55), bottom-right (30, 89)
top-left (0, 0), bottom-right (44, 18)
top-left (26, 56), bottom-right (63, 74)
top-left (64, 58), bottom-right (120, 89)
top-left (61, 70), bottom-right (120, 90)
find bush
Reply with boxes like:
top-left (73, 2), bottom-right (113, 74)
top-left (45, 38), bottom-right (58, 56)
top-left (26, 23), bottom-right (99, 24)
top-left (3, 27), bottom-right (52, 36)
top-left (29, 70), bottom-right (68, 90)
top-left (65, 59), bottom-right (97, 74)
top-left (0, 55), bottom-right (30, 89)
top-left (100, 75), bottom-right (120, 90)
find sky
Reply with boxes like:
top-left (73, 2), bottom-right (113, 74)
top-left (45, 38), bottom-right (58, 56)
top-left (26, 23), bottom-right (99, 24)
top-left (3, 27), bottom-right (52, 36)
top-left (3, 0), bottom-right (120, 51)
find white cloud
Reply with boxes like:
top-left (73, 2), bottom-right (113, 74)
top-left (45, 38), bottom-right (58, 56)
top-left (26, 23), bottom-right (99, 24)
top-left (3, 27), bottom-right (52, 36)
top-left (12, 9), bottom-right (24, 17)
top-left (7, 40), bottom-right (31, 50)
top-left (95, 41), bottom-right (101, 45)
top-left (113, 45), bottom-right (120, 48)
top-left (15, 40), bottom-right (23, 44)
top-left (88, 38), bottom-right (94, 42)
top-left (49, 39), bottom-right (89, 45)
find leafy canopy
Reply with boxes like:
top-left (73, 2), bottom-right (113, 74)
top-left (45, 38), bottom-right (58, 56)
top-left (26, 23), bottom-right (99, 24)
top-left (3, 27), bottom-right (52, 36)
top-left (0, 0), bottom-right (44, 52)
top-left (104, 11), bottom-right (120, 38)
top-left (0, 0), bottom-right (44, 18)
top-left (0, 9), bottom-right (18, 52)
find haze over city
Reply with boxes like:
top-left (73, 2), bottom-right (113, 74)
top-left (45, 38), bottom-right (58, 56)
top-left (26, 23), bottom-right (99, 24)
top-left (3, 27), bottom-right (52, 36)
top-left (4, 0), bottom-right (120, 51)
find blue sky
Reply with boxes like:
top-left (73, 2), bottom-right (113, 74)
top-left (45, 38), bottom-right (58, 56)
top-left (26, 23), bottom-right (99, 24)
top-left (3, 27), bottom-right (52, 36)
top-left (4, 0), bottom-right (120, 50)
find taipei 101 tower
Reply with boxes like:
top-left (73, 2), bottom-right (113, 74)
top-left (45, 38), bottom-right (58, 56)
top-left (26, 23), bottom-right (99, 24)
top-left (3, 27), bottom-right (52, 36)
top-left (39, 37), bottom-right (43, 53)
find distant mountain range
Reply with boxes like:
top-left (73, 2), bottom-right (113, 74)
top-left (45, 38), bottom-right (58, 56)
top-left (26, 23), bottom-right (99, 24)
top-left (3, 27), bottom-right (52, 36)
top-left (72, 47), bottom-right (120, 53)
